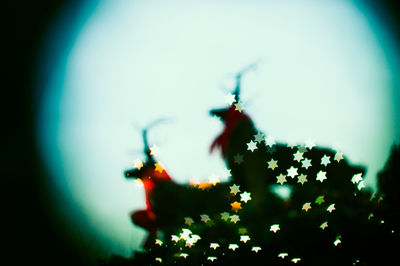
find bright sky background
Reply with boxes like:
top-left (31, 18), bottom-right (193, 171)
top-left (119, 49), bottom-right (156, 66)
top-left (38, 0), bottom-right (400, 260)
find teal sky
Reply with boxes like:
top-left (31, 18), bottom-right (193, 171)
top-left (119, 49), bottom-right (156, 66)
top-left (38, 0), bottom-right (400, 260)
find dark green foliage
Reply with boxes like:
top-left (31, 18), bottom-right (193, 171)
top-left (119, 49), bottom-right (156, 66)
top-left (376, 144), bottom-right (400, 229)
top-left (151, 181), bottom-right (232, 233)
top-left (113, 102), bottom-right (399, 265)
top-left (105, 144), bottom-right (399, 265)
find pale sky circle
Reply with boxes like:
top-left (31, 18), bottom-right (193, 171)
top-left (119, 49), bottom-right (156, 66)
top-left (38, 0), bottom-right (400, 259)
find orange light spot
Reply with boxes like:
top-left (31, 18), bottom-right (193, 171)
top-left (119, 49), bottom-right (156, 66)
top-left (154, 163), bottom-right (164, 173)
top-left (198, 182), bottom-right (212, 190)
top-left (231, 201), bottom-right (242, 212)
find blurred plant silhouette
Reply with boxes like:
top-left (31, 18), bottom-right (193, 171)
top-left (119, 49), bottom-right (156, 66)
top-left (102, 68), bottom-right (400, 265)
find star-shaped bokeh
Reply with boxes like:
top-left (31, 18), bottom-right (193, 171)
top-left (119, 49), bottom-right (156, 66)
top-left (351, 173), bottom-right (363, 184)
top-left (297, 174), bottom-right (308, 185)
top-left (247, 140), bottom-right (257, 152)
top-left (254, 131), bottom-right (265, 143)
top-left (267, 158), bottom-right (278, 170)
top-left (293, 151), bottom-right (304, 162)
top-left (210, 243), bottom-right (220, 250)
top-left (240, 235), bottom-right (250, 243)
top-left (200, 214), bottom-right (211, 223)
top-left (287, 166), bottom-right (298, 178)
top-left (278, 253), bottom-right (288, 259)
top-left (228, 244), bottom-right (239, 251)
top-left (230, 184), bottom-right (241, 195)
top-left (231, 201), bottom-right (242, 212)
top-left (301, 158), bottom-right (312, 169)
top-left (234, 154), bottom-right (244, 165)
top-left (230, 215), bottom-right (240, 223)
top-left (270, 224), bottom-right (280, 233)
top-left (334, 151), bottom-right (344, 162)
top-left (224, 93), bottom-right (236, 105)
top-left (276, 174), bottom-right (287, 185)
top-left (184, 217), bottom-right (194, 226)
top-left (321, 154), bottom-right (331, 166)
top-left (220, 212), bottom-right (230, 221)
top-left (302, 202), bottom-right (312, 212)
top-left (316, 170), bottom-right (327, 182)
top-left (315, 195), bottom-right (325, 205)
top-left (327, 204), bottom-right (336, 213)
top-left (320, 221), bottom-right (328, 230)
top-left (234, 101), bottom-right (244, 112)
top-left (240, 191), bottom-right (252, 203)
